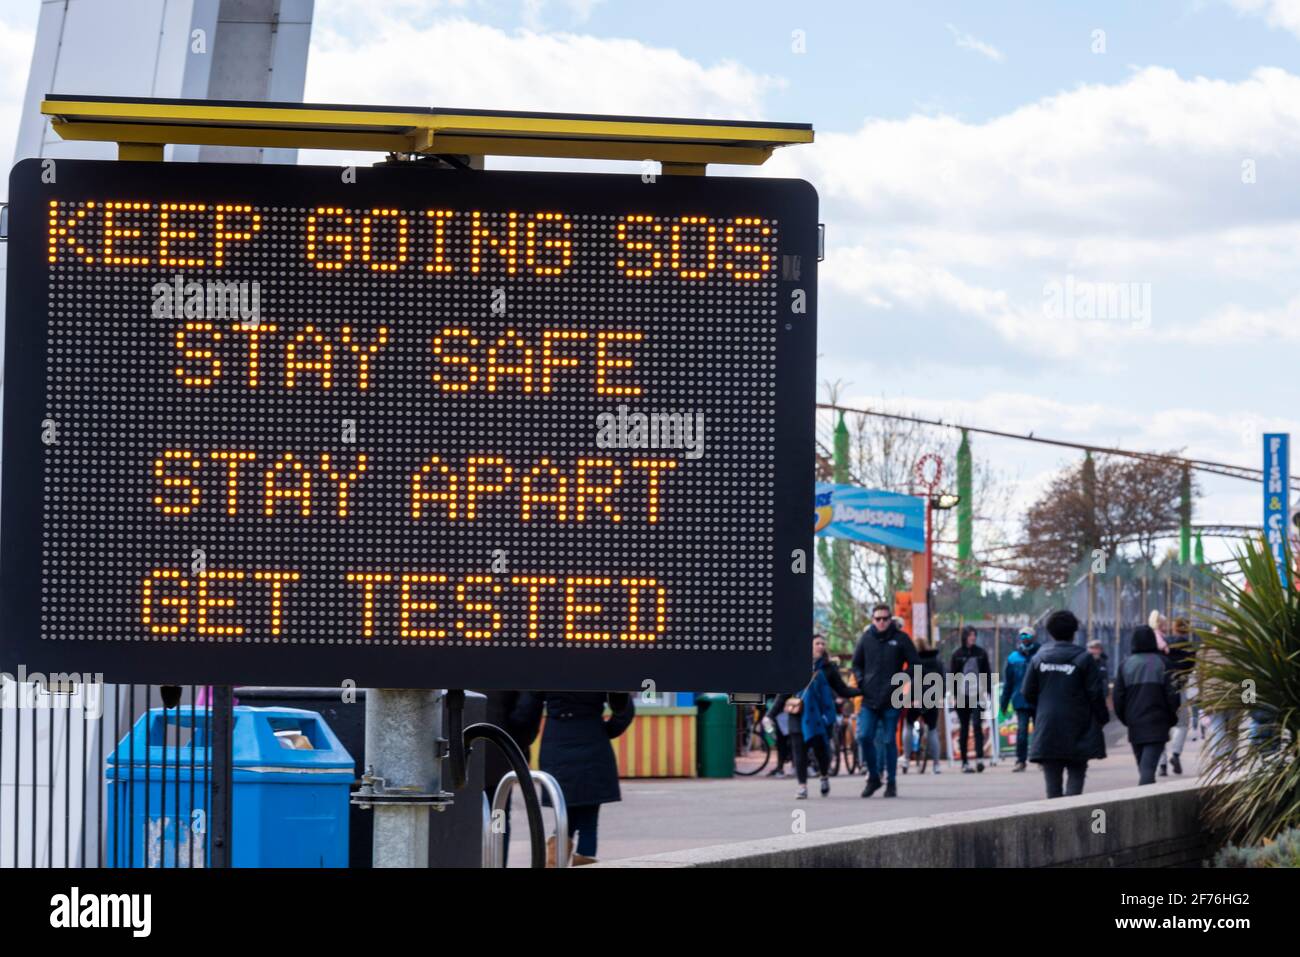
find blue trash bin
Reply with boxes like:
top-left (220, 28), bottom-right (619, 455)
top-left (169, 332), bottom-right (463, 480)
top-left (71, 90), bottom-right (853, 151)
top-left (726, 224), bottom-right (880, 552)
top-left (106, 705), bottom-right (355, 867)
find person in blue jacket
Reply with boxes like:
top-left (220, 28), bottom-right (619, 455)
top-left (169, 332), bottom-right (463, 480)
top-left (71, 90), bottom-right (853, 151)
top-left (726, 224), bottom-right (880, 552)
top-left (999, 627), bottom-right (1041, 772)
top-left (772, 634), bottom-right (861, 799)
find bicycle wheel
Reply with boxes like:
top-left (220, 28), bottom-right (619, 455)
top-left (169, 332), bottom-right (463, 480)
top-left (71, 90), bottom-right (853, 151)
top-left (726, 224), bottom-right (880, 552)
top-left (734, 726), bottom-right (771, 776)
top-left (829, 731), bottom-right (842, 776)
top-left (841, 724), bottom-right (858, 774)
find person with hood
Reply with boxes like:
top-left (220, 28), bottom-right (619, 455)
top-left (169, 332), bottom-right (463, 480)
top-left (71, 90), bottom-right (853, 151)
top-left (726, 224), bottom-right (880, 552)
top-left (772, 634), bottom-right (862, 798)
top-left (515, 690), bottom-right (635, 865)
top-left (1160, 617), bottom-right (1197, 776)
top-left (950, 624), bottom-right (992, 773)
top-left (1022, 609), bottom-right (1109, 798)
top-left (1113, 625), bottom-right (1180, 785)
top-left (852, 603), bottom-right (920, 798)
top-left (999, 627), bottom-right (1040, 772)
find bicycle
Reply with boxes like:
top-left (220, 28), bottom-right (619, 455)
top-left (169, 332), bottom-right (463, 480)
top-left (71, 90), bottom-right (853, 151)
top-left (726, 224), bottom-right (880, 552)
top-left (735, 706), bottom-right (774, 776)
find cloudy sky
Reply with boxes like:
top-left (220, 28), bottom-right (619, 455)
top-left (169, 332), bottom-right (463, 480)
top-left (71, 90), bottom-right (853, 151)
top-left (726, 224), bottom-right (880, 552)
top-left (2, 0), bottom-right (1296, 566)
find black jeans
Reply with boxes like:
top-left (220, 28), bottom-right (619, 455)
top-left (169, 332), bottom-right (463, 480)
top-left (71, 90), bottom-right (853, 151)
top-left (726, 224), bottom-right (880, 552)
top-left (1040, 759), bottom-right (1087, 798)
top-left (1132, 742), bottom-right (1163, 785)
top-left (789, 730), bottom-right (829, 785)
top-left (956, 707), bottom-right (984, 763)
top-left (567, 803), bottom-right (600, 857)
top-left (1015, 708), bottom-right (1034, 764)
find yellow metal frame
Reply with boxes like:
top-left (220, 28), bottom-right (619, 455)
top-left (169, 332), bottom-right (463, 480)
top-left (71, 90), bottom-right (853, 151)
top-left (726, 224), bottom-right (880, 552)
top-left (42, 97), bottom-right (813, 171)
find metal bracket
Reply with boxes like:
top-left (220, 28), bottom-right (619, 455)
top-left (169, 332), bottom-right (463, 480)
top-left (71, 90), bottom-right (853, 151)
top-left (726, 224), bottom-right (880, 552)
top-left (351, 772), bottom-right (455, 811)
top-left (818, 223), bottom-right (826, 262)
top-left (727, 692), bottom-right (767, 705)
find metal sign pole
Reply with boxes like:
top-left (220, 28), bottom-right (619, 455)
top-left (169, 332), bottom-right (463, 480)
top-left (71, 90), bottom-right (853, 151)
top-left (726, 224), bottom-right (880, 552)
top-left (209, 685), bottom-right (234, 868)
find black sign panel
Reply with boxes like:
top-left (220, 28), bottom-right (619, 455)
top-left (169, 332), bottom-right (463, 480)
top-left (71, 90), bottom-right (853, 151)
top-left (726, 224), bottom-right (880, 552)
top-left (1, 158), bottom-right (816, 691)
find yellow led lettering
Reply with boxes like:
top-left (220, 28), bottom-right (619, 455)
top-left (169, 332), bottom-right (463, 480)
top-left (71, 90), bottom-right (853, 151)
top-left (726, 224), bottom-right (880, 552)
top-left (102, 201), bottom-right (150, 266)
top-left (253, 570), bottom-right (300, 637)
top-left (423, 209), bottom-right (455, 273)
top-left (724, 217), bottom-right (773, 280)
top-left (464, 456), bottom-right (512, 520)
top-left (511, 576), bottom-right (558, 641)
top-left (48, 201), bottom-right (95, 264)
top-left (431, 327), bottom-right (479, 392)
top-left (520, 458), bottom-right (568, 521)
top-left (619, 578), bottom-right (667, 641)
top-left (400, 573), bottom-right (449, 639)
top-left (346, 572), bottom-right (393, 638)
top-left (153, 449), bottom-right (201, 515)
top-left (340, 325), bottom-right (388, 390)
top-left (263, 452), bottom-right (312, 517)
top-left (319, 452), bottom-right (368, 518)
top-left (305, 207), bottom-right (352, 270)
top-left (485, 329), bottom-right (534, 393)
top-left (142, 569), bottom-right (188, 634)
top-left (670, 216), bottom-right (716, 279)
top-left (284, 324), bottom-right (334, 389)
top-left (230, 322), bottom-right (278, 388)
top-left (574, 458), bottom-right (623, 523)
top-left (564, 577), bottom-right (613, 641)
top-left (213, 204), bottom-right (260, 268)
top-left (196, 569), bottom-right (244, 637)
top-left (630, 458), bottom-right (678, 524)
top-left (411, 456), bottom-right (458, 520)
top-left (174, 321), bottom-right (222, 387)
top-left (525, 212), bottom-right (572, 276)
top-left (158, 203), bottom-right (207, 268)
top-left (539, 329), bottom-right (587, 393)
top-left (455, 575), bottom-right (502, 639)
top-left (360, 208), bottom-right (408, 272)
top-left (470, 210), bottom-right (519, 274)
top-left (595, 331), bottom-right (643, 396)
top-left (615, 214), bottom-right (663, 277)
top-left (210, 450), bottom-right (256, 515)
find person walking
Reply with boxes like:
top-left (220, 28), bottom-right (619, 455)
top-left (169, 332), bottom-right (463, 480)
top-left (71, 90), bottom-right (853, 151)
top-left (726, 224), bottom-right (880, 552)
top-left (515, 690), bottom-right (635, 865)
top-left (998, 627), bottom-right (1040, 772)
top-left (852, 603), bottom-right (920, 798)
top-left (950, 625), bottom-right (992, 773)
top-left (1087, 638), bottom-right (1110, 691)
top-left (1113, 625), bottom-right (1180, 785)
top-left (912, 635), bottom-right (946, 773)
top-left (763, 694), bottom-right (790, 777)
top-left (1022, 610), bottom-right (1109, 798)
top-left (773, 634), bottom-right (861, 798)
top-left (1160, 617), bottom-right (1197, 776)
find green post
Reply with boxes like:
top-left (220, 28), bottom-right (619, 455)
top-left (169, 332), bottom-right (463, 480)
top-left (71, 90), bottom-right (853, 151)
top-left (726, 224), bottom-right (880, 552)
top-left (1179, 466), bottom-right (1192, 565)
top-left (1194, 530), bottom-right (1205, 566)
top-left (957, 429), bottom-right (974, 592)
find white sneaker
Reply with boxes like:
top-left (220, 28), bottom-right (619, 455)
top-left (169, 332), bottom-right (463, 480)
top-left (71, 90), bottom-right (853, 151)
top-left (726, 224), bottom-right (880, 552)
top-left (932, 764), bottom-right (941, 775)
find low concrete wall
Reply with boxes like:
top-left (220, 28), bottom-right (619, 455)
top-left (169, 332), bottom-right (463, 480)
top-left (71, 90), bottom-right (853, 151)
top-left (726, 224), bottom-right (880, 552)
top-left (599, 778), bottom-right (1212, 868)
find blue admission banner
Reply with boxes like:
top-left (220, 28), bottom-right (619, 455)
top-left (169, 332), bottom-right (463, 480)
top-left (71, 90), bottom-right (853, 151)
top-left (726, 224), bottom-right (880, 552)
top-left (1263, 433), bottom-right (1290, 587)
top-left (814, 483), bottom-right (926, 553)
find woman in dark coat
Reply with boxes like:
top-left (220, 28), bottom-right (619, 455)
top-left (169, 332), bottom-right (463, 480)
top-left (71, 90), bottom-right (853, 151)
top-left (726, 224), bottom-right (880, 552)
top-left (515, 691), bottom-right (635, 864)
top-left (1113, 625), bottom-right (1180, 785)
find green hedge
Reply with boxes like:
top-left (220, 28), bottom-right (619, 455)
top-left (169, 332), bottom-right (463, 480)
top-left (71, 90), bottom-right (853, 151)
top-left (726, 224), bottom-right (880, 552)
top-left (1213, 827), bottom-right (1300, 868)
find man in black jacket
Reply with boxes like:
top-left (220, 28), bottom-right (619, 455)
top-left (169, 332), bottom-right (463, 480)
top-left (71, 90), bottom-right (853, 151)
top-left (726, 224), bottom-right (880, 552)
top-left (950, 625), bottom-right (992, 772)
top-left (1113, 625), bottom-right (1180, 785)
top-left (852, 603), bottom-right (920, 798)
top-left (1022, 610), bottom-right (1109, 798)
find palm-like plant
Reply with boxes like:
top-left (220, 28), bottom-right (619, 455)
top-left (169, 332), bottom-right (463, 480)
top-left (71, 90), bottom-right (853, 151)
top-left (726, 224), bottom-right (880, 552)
top-left (1198, 537), bottom-right (1300, 846)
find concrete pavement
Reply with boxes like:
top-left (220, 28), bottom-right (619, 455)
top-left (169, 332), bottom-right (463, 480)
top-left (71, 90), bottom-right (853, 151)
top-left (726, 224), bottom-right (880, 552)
top-left (507, 739), bottom-right (1207, 864)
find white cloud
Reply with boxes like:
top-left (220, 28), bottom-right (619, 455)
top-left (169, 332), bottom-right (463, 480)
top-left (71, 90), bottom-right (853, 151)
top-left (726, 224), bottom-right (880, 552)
top-left (0, 16), bottom-right (34, 169)
top-left (769, 66), bottom-right (1300, 355)
top-left (304, 15), bottom-right (779, 119)
top-left (1228, 0), bottom-right (1300, 37)
top-left (945, 23), bottom-right (1004, 62)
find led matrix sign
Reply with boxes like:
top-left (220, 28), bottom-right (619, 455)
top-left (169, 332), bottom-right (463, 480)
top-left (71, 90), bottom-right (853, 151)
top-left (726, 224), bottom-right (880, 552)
top-left (1, 159), bottom-right (817, 691)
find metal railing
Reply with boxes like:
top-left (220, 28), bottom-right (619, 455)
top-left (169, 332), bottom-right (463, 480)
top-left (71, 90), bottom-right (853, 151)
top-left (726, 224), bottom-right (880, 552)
top-left (486, 770), bottom-right (568, 868)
